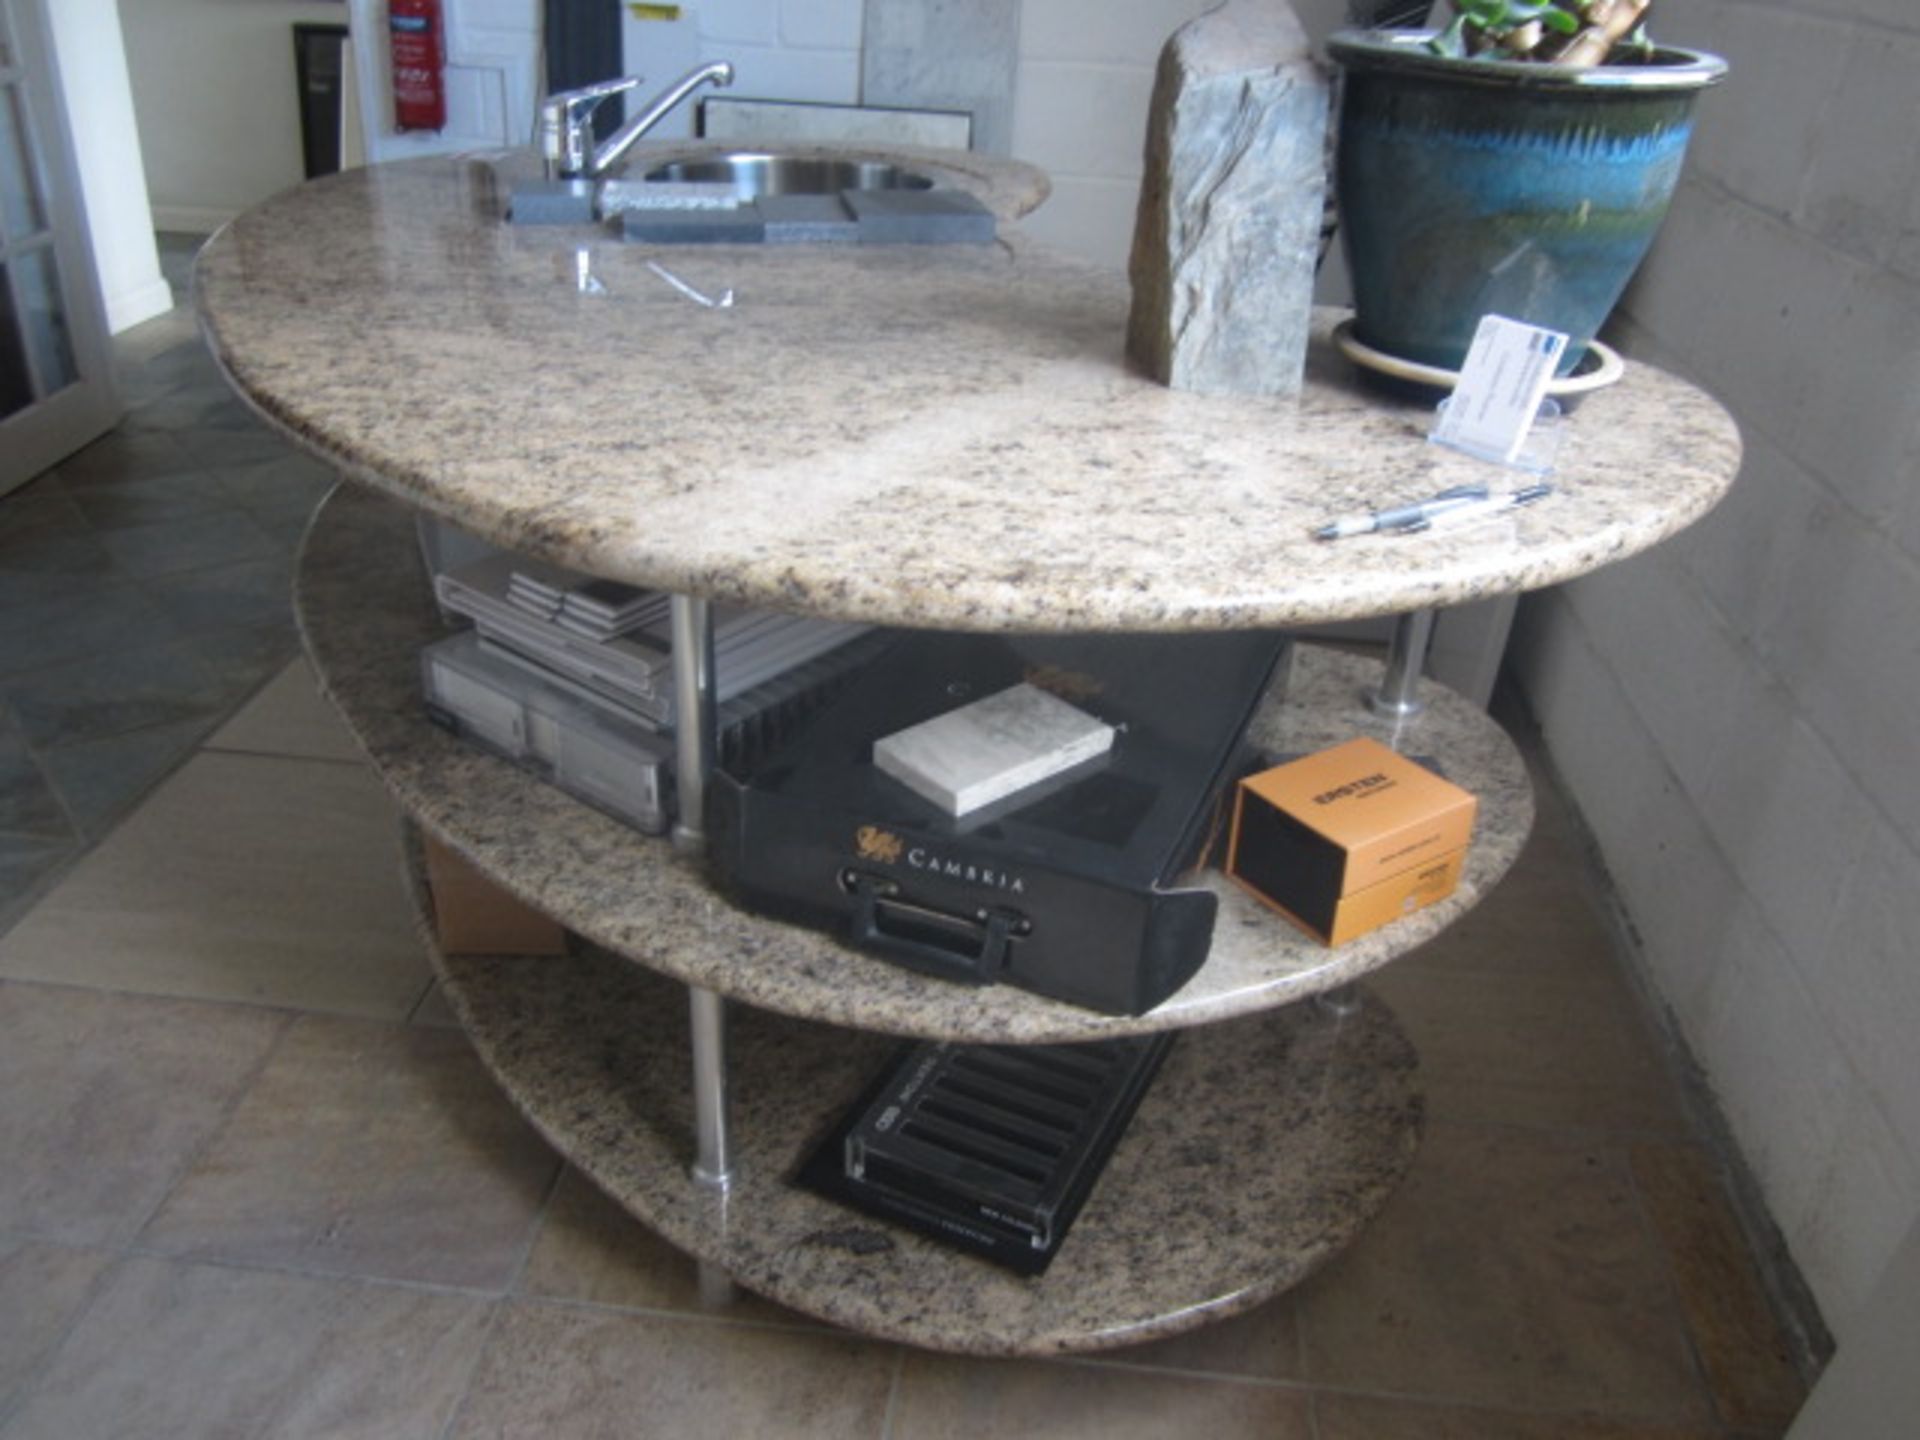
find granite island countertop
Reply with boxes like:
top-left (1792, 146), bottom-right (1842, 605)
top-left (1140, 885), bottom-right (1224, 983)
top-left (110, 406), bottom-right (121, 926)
top-left (198, 144), bottom-right (1741, 632)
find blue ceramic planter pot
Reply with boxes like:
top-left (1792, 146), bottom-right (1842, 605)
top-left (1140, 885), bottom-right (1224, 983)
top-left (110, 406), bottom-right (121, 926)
top-left (1328, 30), bottom-right (1726, 376)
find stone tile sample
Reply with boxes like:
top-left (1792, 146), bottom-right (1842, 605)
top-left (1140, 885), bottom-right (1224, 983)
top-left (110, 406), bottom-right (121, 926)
top-left (140, 1016), bottom-right (559, 1289)
top-left (418, 935), bottom-right (1422, 1354)
top-left (890, 1351), bottom-right (1314, 1438)
top-left (862, 0), bottom-right (1020, 156)
top-left (0, 983), bottom-right (285, 1245)
top-left (0, 750), bottom-right (428, 1016)
top-left (449, 1301), bottom-right (893, 1439)
top-left (1128, 0), bottom-right (1328, 396)
top-left (300, 487), bottom-right (1534, 1041)
top-left (3, 1257), bottom-right (489, 1440)
top-left (1298, 1120), bottom-right (1710, 1420)
top-left (1629, 1142), bottom-right (1808, 1430)
top-left (0, 1241), bottom-right (114, 1409)
top-left (842, 187), bottom-right (996, 244)
top-left (195, 151), bottom-right (1737, 635)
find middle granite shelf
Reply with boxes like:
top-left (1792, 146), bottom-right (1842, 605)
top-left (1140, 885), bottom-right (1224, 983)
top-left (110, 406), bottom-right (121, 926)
top-left (298, 484), bottom-right (1533, 1045)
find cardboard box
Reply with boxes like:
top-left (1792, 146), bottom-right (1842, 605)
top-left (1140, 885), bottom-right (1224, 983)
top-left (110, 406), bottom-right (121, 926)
top-left (1225, 736), bottom-right (1477, 946)
top-left (421, 834), bottom-right (569, 956)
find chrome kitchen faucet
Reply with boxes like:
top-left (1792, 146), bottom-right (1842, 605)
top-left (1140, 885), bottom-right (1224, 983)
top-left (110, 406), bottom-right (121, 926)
top-left (539, 62), bottom-right (736, 180)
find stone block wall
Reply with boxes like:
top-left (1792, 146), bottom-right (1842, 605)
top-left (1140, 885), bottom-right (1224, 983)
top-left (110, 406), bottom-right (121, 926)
top-left (1507, 0), bottom-right (1920, 1339)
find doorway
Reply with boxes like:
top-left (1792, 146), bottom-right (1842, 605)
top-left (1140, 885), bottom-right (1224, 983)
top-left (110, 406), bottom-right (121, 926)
top-left (0, 0), bottom-right (119, 497)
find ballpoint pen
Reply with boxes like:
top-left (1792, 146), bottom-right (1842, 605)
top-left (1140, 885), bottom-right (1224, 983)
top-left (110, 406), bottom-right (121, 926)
top-left (1396, 483), bottom-right (1555, 534)
top-left (1313, 484), bottom-right (1489, 541)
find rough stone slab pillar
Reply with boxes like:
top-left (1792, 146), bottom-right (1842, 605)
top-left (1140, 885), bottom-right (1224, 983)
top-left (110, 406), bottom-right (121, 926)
top-left (1127, 0), bottom-right (1329, 397)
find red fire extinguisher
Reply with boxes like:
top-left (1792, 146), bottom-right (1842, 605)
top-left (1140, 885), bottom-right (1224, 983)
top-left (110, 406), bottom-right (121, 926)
top-left (389, 0), bottom-right (447, 132)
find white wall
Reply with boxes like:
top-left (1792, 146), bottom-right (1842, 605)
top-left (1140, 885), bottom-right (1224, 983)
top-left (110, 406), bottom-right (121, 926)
top-left (46, 0), bottom-right (170, 332)
top-left (1010, 0), bottom-right (1345, 269)
top-left (346, 0), bottom-right (540, 165)
top-left (1507, 0), bottom-right (1920, 1343)
top-left (622, 0), bottom-right (865, 142)
top-left (119, 0), bottom-right (352, 230)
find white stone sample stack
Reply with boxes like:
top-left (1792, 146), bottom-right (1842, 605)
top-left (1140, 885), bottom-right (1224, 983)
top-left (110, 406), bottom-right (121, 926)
top-left (873, 683), bottom-right (1115, 817)
top-left (1127, 0), bottom-right (1329, 397)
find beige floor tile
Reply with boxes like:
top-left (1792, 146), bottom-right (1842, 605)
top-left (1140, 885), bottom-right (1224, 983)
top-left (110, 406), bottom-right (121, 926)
top-left (517, 1167), bottom-right (799, 1324)
top-left (206, 657), bottom-right (366, 763)
top-left (449, 1300), bottom-right (894, 1439)
top-left (891, 1352), bottom-right (1311, 1439)
top-left (0, 1241), bottom-right (115, 1409)
top-left (1630, 1142), bottom-right (1808, 1430)
top-left (2, 1256), bottom-right (490, 1440)
top-left (138, 1016), bottom-right (559, 1289)
top-left (1371, 956), bottom-right (1688, 1135)
top-left (1085, 1293), bottom-right (1301, 1381)
top-left (0, 982), bottom-right (284, 1245)
top-left (1314, 1392), bottom-right (1726, 1439)
top-left (0, 751), bottom-right (431, 1019)
top-left (1297, 1120), bottom-right (1711, 1421)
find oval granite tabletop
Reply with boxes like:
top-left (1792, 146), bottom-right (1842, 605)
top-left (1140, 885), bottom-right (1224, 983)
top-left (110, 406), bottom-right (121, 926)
top-left (197, 146), bottom-right (1741, 634)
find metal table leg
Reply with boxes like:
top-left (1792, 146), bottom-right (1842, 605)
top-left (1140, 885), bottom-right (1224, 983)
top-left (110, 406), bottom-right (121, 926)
top-left (670, 596), bottom-right (735, 1194)
top-left (1367, 608), bottom-right (1436, 719)
top-left (671, 594), bottom-right (735, 1297)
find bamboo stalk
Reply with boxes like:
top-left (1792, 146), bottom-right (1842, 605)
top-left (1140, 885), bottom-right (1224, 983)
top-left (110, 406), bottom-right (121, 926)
top-left (1556, 0), bottom-right (1651, 66)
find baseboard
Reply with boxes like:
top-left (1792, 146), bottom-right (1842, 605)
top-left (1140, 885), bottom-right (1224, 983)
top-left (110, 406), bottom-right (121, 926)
top-left (104, 275), bottom-right (177, 335)
top-left (149, 204), bottom-right (238, 236)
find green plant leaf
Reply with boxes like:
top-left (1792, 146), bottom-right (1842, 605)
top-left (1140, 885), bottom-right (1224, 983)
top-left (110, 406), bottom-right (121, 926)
top-left (1536, 6), bottom-right (1581, 33)
top-left (1427, 15), bottom-right (1472, 54)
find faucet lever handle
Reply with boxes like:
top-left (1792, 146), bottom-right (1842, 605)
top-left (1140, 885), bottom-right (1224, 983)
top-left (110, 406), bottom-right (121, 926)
top-left (546, 76), bottom-right (643, 117)
top-left (540, 77), bottom-right (644, 176)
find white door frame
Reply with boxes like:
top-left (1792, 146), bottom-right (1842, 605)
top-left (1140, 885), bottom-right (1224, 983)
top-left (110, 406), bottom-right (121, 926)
top-left (0, 0), bottom-right (120, 496)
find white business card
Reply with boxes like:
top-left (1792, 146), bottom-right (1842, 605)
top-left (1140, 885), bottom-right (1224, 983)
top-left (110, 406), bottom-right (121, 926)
top-left (1431, 314), bottom-right (1569, 466)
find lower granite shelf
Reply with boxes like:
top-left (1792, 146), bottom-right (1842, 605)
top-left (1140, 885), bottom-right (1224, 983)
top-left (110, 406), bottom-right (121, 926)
top-left (402, 834), bottom-right (1423, 1355)
top-left (299, 484), bottom-right (1533, 1044)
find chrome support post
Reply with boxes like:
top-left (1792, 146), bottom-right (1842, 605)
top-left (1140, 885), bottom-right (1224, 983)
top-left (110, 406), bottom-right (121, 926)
top-left (670, 594), bottom-right (734, 1199)
top-left (1367, 608), bottom-right (1436, 719)
top-left (688, 985), bottom-right (734, 1193)
top-left (670, 594), bottom-right (717, 852)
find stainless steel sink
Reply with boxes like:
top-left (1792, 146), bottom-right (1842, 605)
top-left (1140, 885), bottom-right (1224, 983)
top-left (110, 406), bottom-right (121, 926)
top-left (639, 154), bottom-right (935, 199)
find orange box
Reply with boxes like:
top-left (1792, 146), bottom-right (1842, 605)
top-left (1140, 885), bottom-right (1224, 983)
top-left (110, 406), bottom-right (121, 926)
top-left (1224, 736), bottom-right (1476, 946)
top-left (422, 834), bottom-right (569, 956)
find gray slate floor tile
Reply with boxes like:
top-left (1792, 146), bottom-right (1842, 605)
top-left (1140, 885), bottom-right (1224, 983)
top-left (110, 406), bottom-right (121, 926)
top-left (35, 716), bottom-right (216, 840)
top-left (95, 509), bottom-right (285, 580)
top-left (139, 1017), bottom-right (558, 1288)
top-left (449, 1302), bottom-right (895, 1440)
top-left (144, 555), bottom-right (296, 634)
top-left (0, 638), bottom-right (227, 748)
top-left (0, 735), bottom-right (66, 837)
top-left (0, 1240), bottom-right (115, 1414)
top-left (0, 580), bottom-right (185, 678)
top-left (2, 1257), bottom-right (491, 1440)
top-left (0, 982), bottom-right (285, 1246)
top-left (0, 750), bottom-right (431, 1016)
